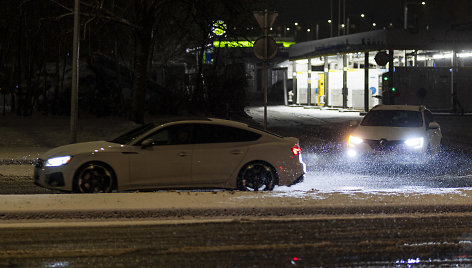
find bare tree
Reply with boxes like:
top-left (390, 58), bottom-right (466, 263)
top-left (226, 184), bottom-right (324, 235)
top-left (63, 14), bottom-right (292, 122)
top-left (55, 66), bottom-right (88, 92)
top-left (50, 0), bottom-right (180, 123)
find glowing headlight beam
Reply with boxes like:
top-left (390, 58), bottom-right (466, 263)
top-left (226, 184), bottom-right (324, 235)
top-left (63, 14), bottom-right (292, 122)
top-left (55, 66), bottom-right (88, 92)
top-left (347, 149), bottom-right (357, 158)
top-left (45, 156), bottom-right (71, 167)
top-left (404, 137), bottom-right (424, 149)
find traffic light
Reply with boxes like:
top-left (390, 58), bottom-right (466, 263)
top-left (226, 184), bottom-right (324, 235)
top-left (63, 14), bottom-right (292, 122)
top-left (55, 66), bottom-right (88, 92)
top-left (382, 72), bottom-right (390, 89)
top-left (381, 72), bottom-right (397, 104)
top-left (382, 72), bottom-right (397, 93)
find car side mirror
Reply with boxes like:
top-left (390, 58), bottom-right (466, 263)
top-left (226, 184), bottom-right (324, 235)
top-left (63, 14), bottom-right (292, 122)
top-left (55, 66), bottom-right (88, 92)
top-left (428, 122), bottom-right (440, 130)
top-left (141, 138), bottom-right (154, 148)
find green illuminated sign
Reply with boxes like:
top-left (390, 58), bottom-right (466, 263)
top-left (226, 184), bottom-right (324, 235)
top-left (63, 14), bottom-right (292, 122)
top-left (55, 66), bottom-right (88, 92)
top-left (212, 20), bottom-right (226, 36)
top-left (213, 41), bottom-right (295, 48)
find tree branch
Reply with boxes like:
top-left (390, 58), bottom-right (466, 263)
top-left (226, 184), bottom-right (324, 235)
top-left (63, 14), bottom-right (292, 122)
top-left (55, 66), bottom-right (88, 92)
top-left (48, 0), bottom-right (73, 12)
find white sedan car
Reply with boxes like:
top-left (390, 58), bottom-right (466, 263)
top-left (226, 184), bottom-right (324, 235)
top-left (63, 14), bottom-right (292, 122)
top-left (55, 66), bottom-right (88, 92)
top-left (346, 105), bottom-right (442, 162)
top-left (34, 118), bottom-right (306, 193)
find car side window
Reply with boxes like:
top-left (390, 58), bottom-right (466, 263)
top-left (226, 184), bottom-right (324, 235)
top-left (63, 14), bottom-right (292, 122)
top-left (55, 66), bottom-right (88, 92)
top-left (144, 124), bottom-right (193, 146)
top-left (193, 124), bottom-right (261, 144)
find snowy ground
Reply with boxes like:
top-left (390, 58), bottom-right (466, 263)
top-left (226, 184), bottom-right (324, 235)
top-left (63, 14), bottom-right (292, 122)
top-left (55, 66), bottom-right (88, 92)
top-left (1, 105), bottom-right (472, 216)
top-left (248, 105), bottom-right (472, 195)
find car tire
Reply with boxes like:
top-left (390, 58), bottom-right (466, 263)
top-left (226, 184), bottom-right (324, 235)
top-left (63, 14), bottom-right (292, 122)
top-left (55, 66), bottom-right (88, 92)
top-left (73, 162), bottom-right (116, 193)
top-left (237, 162), bottom-right (277, 191)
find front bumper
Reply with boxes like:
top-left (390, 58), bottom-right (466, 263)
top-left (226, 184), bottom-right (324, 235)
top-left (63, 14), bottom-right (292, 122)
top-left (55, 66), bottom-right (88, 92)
top-left (346, 140), bottom-right (428, 163)
top-left (34, 159), bottom-right (69, 190)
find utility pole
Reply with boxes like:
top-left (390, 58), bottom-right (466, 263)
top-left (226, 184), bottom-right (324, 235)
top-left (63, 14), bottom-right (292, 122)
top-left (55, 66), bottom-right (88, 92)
top-left (70, 0), bottom-right (80, 143)
top-left (253, 10), bottom-right (278, 129)
top-left (404, 1), bottom-right (426, 30)
top-left (263, 11), bottom-right (268, 129)
top-left (337, 0), bottom-right (341, 36)
top-left (403, 3), bottom-right (408, 30)
top-left (343, 0), bottom-right (346, 35)
top-left (330, 0), bottom-right (333, 37)
top-left (342, 54), bottom-right (347, 109)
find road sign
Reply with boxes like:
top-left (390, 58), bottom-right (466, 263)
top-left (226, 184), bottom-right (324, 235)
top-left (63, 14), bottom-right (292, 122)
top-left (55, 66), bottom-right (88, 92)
top-left (253, 36), bottom-right (277, 60)
top-left (374, 51), bottom-right (391, 66)
top-left (252, 9), bottom-right (278, 130)
top-left (253, 11), bottom-right (278, 29)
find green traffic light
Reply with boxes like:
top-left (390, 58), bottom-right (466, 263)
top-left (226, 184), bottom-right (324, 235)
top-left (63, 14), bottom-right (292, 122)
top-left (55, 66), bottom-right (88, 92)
top-left (392, 87), bottom-right (396, 92)
top-left (384, 76), bottom-right (389, 81)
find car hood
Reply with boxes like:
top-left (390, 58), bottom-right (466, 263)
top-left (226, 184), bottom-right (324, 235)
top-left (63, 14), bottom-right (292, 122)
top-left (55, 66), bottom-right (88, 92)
top-left (352, 126), bottom-right (425, 141)
top-left (40, 141), bottom-right (125, 159)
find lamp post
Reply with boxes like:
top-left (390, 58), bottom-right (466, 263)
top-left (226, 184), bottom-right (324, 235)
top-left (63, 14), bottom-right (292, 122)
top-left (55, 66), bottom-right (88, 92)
top-left (404, 1), bottom-right (426, 30)
top-left (346, 13), bottom-right (366, 35)
top-left (328, 19), bottom-right (333, 37)
top-left (294, 22), bottom-right (300, 41)
top-left (329, 0), bottom-right (333, 37)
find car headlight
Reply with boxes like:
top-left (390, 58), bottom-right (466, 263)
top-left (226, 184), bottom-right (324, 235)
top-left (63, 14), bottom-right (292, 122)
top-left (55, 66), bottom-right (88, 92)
top-left (348, 135), bottom-right (363, 147)
top-left (45, 156), bottom-right (71, 167)
top-left (404, 137), bottom-right (424, 149)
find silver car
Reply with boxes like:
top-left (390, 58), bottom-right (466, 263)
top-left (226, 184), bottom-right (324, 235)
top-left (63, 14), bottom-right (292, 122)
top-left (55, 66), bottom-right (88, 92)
top-left (35, 118), bottom-right (306, 193)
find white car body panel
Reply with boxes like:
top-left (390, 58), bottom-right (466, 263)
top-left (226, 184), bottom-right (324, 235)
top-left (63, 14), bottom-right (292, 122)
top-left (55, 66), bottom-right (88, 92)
top-left (191, 142), bottom-right (248, 187)
top-left (128, 144), bottom-right (193, 189)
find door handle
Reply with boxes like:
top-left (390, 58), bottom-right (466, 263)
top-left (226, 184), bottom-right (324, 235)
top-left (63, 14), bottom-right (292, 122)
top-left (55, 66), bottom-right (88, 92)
top-left (178, 152), bottom-right (190, 157)
top-left (231, 150), bottom-right (243, 155)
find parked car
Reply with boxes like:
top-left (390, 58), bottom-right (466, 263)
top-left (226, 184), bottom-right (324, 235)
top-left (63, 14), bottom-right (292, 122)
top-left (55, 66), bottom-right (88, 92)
top-left (35, 118), bottom-right (306, 193)
top-left (346, 105), bottom-right (442, 162)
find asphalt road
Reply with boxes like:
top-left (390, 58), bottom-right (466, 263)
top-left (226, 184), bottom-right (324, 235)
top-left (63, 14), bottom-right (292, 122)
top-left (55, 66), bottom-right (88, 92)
top-left (1, 142), bottom-right (472, 195)
top-left (2, 108), bottom-right (472, 195)
top-left (2, 214), bottom-right (472, 267)
top-left (2, 108), bottom-right (472, 266)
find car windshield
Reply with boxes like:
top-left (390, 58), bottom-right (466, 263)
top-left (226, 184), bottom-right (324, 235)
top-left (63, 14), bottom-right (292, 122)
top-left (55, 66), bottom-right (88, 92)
top-left (361, 110), bottom-right (423, 127)
top-left (109, 123), bottom-right (158, 144)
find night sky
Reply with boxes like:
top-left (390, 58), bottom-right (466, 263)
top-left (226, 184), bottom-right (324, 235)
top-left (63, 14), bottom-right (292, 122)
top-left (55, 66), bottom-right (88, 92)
top-left (274, 0), bottom-right (408, 30)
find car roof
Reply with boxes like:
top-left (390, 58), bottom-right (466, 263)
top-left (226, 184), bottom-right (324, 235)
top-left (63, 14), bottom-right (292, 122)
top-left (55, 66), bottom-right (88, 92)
top-left (371, 104), bottom-right (425, 112)
top-left (151, 117), bottom-right (251, 128)
top-left (153, 117), bottom-right (283, 137)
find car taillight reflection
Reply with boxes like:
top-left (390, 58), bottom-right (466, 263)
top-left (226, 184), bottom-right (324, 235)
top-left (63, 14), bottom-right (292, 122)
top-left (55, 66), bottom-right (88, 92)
top-left (291, 145), bottom-right (301, 155)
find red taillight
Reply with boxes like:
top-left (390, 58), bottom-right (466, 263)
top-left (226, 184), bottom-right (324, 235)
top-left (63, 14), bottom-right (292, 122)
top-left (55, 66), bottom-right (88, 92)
top-left (291, 145), bottom-right (301, 156)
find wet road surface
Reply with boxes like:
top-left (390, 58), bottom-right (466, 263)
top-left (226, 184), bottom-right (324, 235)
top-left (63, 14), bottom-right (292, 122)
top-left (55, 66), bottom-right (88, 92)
top-left (2, 143), bottom-right (472, 195)
top-left (2, 109), bottom-right (472, 266)
top-left (297, 147), bottom-right (472, 193)
top-left (2, 214), bottom-right (472, 267)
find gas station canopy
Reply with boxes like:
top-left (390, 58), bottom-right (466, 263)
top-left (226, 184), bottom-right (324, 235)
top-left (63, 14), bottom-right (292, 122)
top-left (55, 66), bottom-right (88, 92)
top-left (289, 29), bottom-right (472, 60)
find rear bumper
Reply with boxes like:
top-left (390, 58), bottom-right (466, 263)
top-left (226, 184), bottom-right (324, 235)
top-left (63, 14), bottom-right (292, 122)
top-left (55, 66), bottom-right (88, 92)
top-left (277, 158), bottom-right (306, 186)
